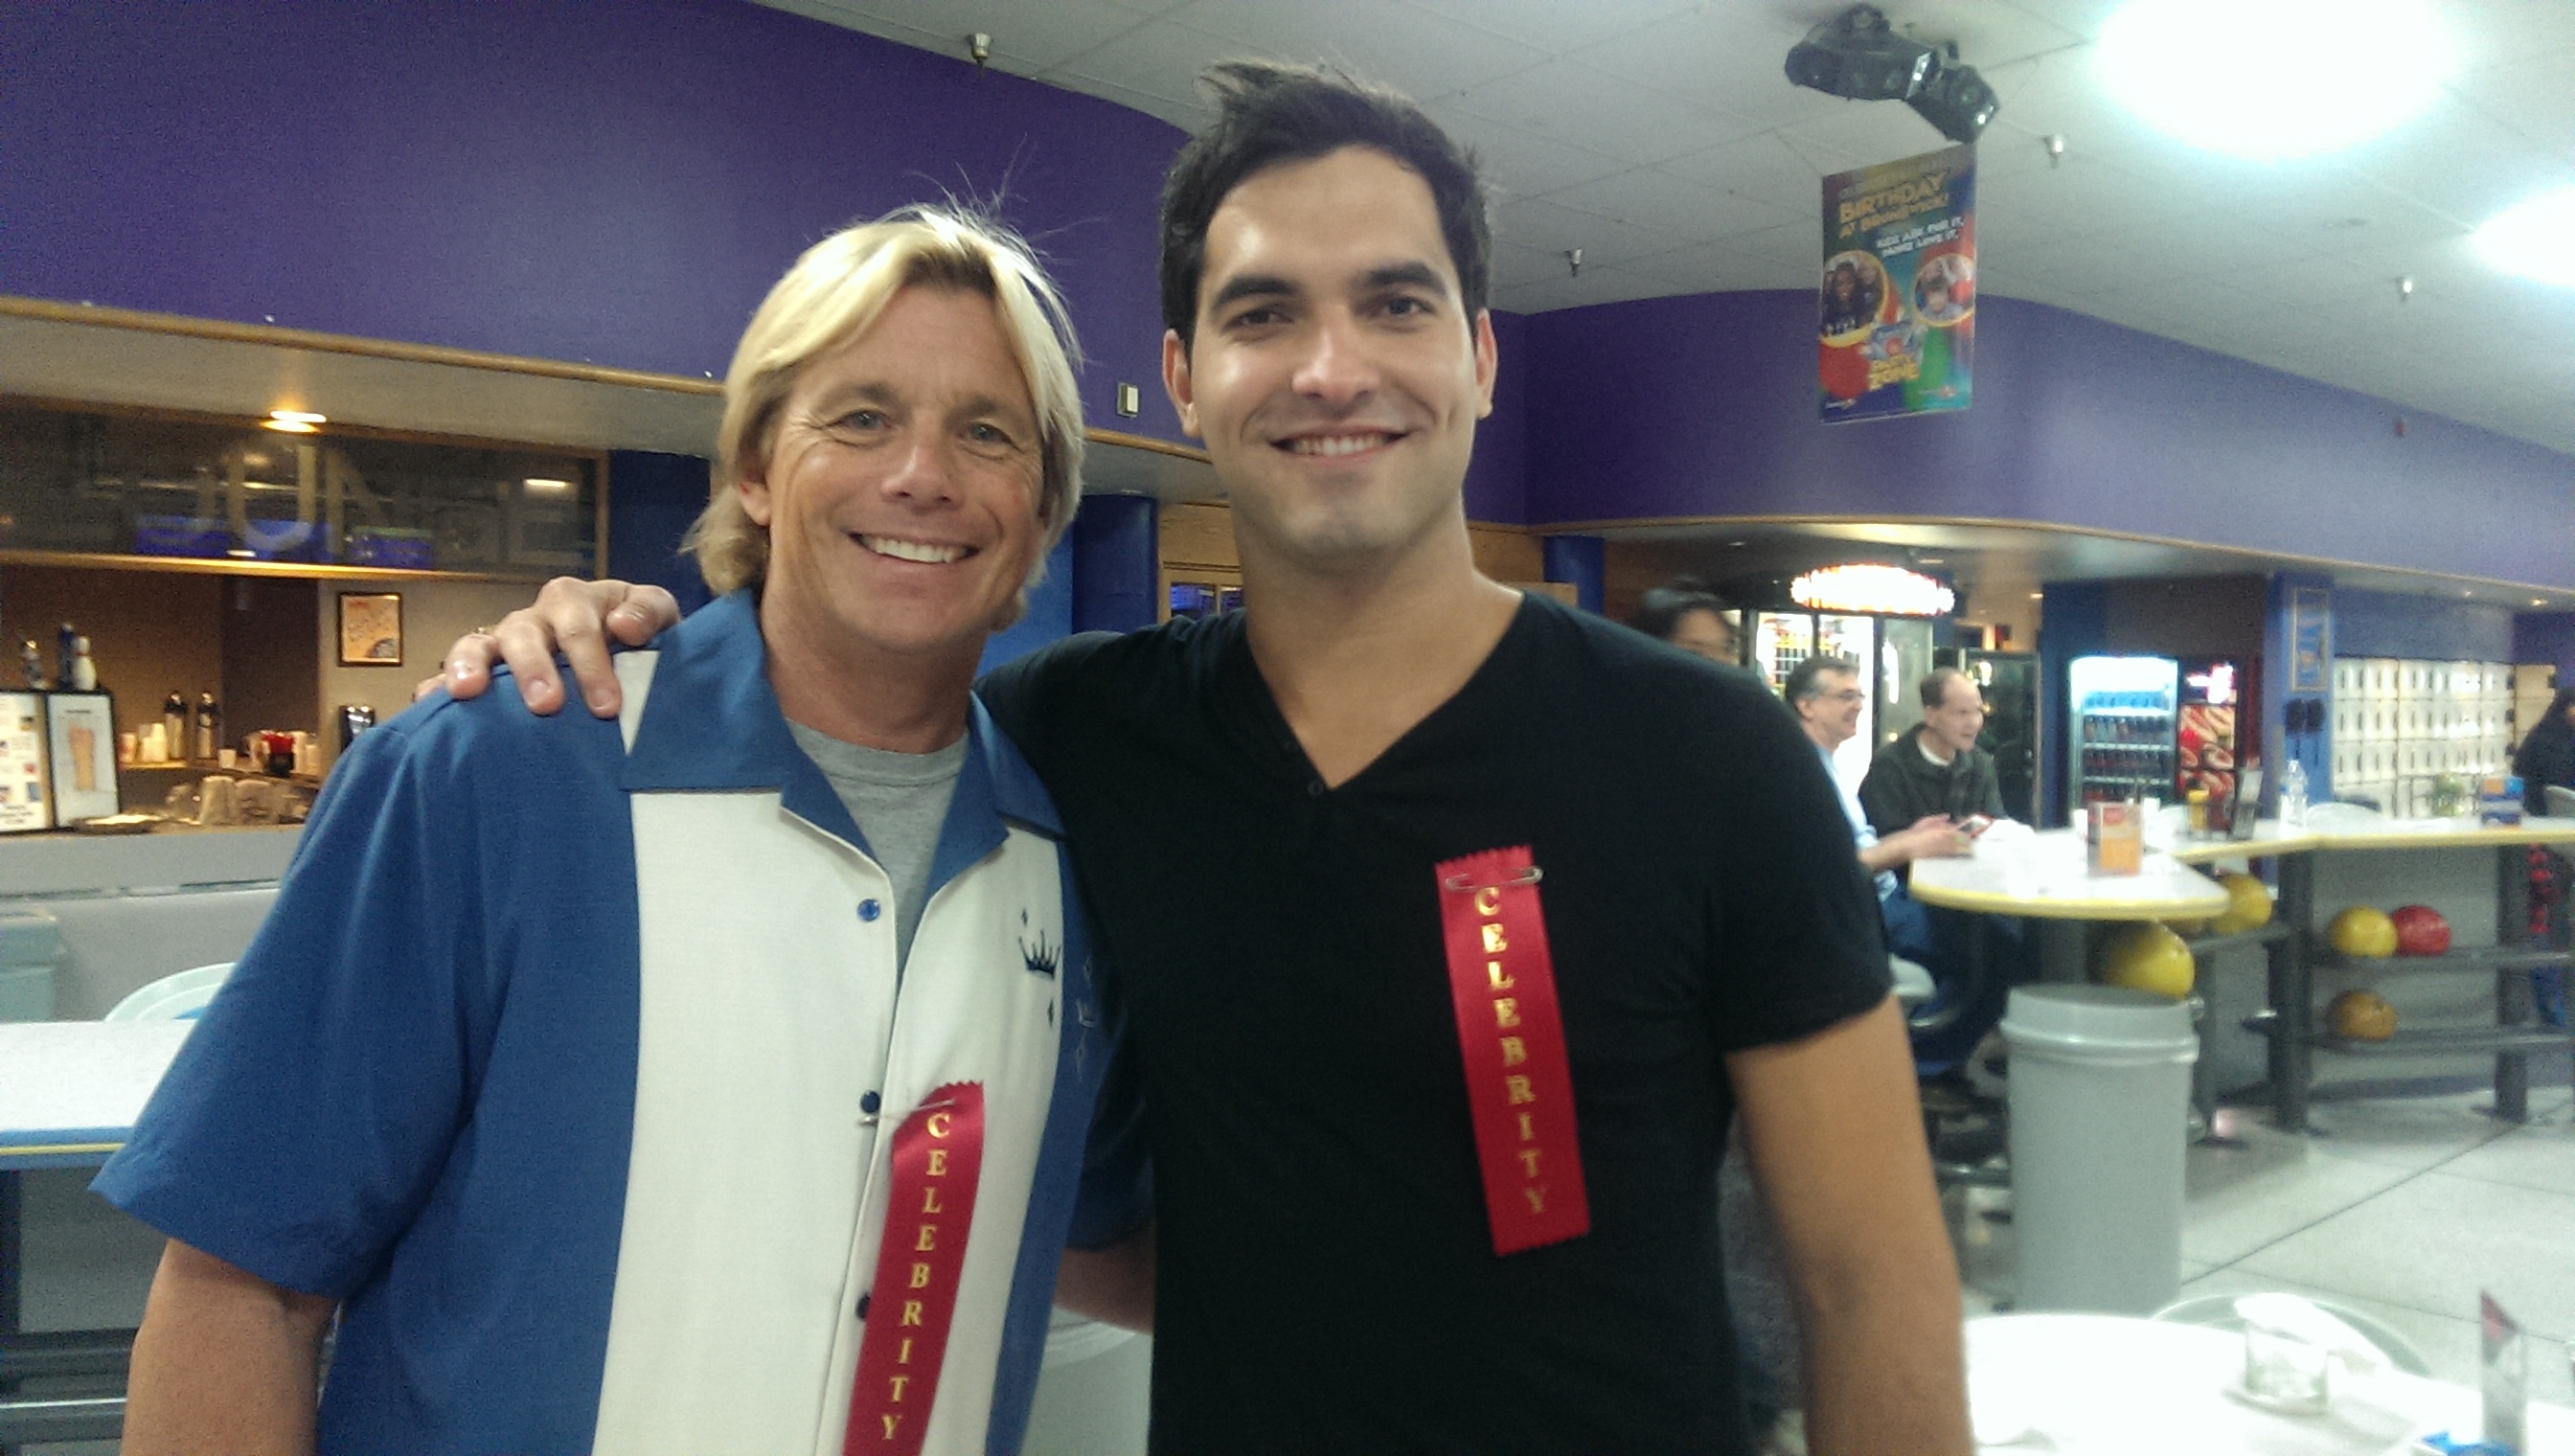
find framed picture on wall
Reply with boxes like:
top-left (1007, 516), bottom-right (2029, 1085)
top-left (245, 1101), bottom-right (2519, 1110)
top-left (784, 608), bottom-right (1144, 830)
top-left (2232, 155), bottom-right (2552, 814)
top-left (338, 591), bottom-right (404, 666)
top-left (0, 691), bottom-right (53, 833)
top-left (45, 691), bottom-right (122, 824)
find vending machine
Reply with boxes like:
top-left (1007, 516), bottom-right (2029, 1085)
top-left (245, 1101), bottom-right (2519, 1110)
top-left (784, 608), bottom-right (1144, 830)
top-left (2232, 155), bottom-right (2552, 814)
top-left (2068, 654), bottom-right (2180, 808)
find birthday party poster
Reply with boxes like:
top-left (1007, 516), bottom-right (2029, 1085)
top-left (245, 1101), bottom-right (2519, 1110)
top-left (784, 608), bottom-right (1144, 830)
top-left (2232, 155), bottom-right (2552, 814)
top-left (1819, 144), bottom-right (1975, 422)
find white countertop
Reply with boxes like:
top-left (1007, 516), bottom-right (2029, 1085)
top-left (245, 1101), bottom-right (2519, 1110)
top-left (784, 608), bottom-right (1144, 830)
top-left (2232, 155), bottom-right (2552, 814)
top-left (0, 1019), bottom-right (195, 1168)
top-left (1970, 1313), bottom-right (2571, 1454)
top-left (1909, 829), bottom-right (2228, 921)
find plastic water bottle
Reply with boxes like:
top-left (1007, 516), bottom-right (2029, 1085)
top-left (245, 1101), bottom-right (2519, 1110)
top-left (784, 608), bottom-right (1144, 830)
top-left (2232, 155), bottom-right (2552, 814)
top-left (2280, 759), bottom-right (2309, 829)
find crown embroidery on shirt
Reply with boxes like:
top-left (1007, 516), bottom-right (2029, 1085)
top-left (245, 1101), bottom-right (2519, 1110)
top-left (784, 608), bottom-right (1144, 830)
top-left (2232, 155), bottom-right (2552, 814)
top-left (1018, 923), bottom-right (1060, 979)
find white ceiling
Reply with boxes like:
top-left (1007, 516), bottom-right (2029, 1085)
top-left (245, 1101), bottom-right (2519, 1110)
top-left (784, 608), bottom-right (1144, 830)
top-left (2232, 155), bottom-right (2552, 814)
top-left (757, 0), bottom-right (2575, 457)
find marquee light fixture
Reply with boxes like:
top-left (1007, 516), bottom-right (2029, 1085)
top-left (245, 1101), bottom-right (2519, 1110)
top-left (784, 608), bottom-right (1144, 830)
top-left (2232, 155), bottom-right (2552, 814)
top-left (1791, 564), bottom-right (1956, 617)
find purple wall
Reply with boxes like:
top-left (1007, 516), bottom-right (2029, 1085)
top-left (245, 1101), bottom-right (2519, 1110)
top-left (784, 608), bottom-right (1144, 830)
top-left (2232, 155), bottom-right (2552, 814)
top-left (2517, 614), bottom-right (2575, 682)
top-left (2, 0), bottom-right (1189, 442)
top-left (1463, 309), bottom-right (1530, 523)
top-left (1519, 292), bottom-right (2575, 588)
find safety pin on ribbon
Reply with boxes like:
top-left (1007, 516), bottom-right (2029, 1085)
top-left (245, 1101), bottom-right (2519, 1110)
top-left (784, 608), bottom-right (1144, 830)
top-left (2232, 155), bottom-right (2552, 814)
top-left (1440, 865), bottom-right (1544, 895)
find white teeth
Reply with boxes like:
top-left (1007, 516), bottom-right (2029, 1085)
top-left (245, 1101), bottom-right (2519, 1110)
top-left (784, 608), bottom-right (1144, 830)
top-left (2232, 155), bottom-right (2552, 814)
top-left (858, 535), bottom-right (967, 564)
top-left (1287, 433), bottom-right (1390, 457)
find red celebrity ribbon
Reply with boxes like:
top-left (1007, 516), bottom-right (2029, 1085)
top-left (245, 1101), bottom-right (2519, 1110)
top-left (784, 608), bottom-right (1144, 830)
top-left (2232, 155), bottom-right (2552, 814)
top-left (1435, 846), bottom-right (1589, 1256)
top-left (843, 1083), bottom-right (985, 1456)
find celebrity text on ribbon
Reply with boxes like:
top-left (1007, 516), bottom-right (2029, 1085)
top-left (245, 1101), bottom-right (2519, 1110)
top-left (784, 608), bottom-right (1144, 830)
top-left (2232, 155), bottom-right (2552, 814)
top-left (1436, 846), bottom-right (1589, 1255)
top-left (843, 1083), bottom-right (986, 1456)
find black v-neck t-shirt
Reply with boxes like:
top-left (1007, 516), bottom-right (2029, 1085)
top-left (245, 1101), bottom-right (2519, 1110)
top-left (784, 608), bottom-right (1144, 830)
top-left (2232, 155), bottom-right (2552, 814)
top-left (982, 592), bottom-right (1890, 1454)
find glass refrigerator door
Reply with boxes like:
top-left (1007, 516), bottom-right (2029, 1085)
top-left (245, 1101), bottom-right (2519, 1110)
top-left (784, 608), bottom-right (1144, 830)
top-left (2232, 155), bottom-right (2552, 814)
top-left (1753, 612), bottom-right (1815, 694)
top-left (1816, 614), bottom-right (1877, 791)
top-left (2069, 654), bottom-right (2179, 809)
top-left (1968, 651), bottom-right (2040, 823)
top-left (1879, 618), bottom-right (1936, 751)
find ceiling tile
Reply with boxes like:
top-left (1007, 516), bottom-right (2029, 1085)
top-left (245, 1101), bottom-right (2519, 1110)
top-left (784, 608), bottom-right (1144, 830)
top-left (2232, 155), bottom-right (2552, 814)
top-left (1652, 132), bottom-right (1838, 213)
top-left (2341, 96), bottom-right (2571, 225)
top-left (806, 0), bottom-right (1151, 68)
top-left (1569, 7), bottom-right (1855, 128)
top-left (1046, 16), bottom-right (1259, 108)
top-left (1419, 100), bottom-right (1629, 200)
top-left (1620, 242), bottom-right (1786, 295)
top-left (1400, 0), bottom-right (1699, 55)
top-left (1874, 0), bottom-right (2088, 66)
top-left (1169, 0), bottom-right (1549, 101)
top-left (1491, 197), bottom-right (1688, 267)
top-left (1445, 60), bottom-right (1766, 166)
top-left (1540, 168), bottom-right (1805, 242)
top-left (1774, 102), bottom-right (1967, 171)
top-left (1490, 240), bottom-right (1578, 290)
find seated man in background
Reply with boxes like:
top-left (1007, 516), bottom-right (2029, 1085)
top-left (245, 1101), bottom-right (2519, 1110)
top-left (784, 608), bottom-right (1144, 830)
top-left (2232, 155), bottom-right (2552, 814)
top-left (1859, 666), bottom-right (2009, 842)
top-left (1786, 654), bottom-right (1968, 968)
top-left (1858, 665), bottom-right (2025, 1077)
top-left (97, 209), bottom-right (1137, 1455)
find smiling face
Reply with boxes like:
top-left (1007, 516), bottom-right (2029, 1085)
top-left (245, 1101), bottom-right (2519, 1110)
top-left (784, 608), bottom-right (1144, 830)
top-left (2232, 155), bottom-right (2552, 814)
top-left (1797, 666), bottom-right (1867, 750)
top-left (1163, 146), bottom-right (1496, 574)
top-left (740, 284), bottom-right (1044, 677)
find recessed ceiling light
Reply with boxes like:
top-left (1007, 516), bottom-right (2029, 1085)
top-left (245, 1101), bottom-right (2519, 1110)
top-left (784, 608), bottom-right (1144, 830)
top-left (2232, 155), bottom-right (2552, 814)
top-left (263, 408), bottom-right (325, 433)
top-left (2473, 187), bottom-right (2575, 288)
top-left (2097, 0), bottom-right (2455, 160)
top-left (521, 477), bottom-right (575, 495)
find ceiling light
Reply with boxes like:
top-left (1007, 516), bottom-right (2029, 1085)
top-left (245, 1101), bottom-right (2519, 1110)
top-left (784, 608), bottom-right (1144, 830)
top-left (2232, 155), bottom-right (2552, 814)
top-left (2097, 0), bottom-right (2455, 160)
top-left (522, 477), bottom-right (575, 495)
top-left (2473, 188), bottom-right (2575, 287)
top-left (264, 408), bottom-right (325, 433)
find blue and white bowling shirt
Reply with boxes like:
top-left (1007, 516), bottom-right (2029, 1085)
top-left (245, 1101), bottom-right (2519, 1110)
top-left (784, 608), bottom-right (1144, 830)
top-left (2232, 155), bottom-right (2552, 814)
top-left (98, 590), bottom-right (1138, 1455)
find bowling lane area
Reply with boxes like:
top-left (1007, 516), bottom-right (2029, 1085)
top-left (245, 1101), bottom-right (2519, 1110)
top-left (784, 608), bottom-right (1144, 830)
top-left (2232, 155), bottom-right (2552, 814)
top-left (1951, 1079), bottom-right (2575, 1409)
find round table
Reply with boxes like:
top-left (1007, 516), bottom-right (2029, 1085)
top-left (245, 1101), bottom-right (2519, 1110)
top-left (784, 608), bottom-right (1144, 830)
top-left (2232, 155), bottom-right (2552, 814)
top-left (1909, 828), bottom-right (2228, 924)
top-left (1969, 1313), bottom-right (2572, 1453)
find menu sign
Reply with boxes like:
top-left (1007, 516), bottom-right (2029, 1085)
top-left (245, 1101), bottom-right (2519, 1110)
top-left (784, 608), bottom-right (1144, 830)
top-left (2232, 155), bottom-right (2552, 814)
top-left (0, 692), bottom-right (54, 833)
top-left (1819, 144), bottom-right (1976, 422)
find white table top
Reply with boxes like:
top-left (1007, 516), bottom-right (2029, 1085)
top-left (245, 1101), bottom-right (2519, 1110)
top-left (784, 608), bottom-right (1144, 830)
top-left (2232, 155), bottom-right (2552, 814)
top-left (0, 1020), bottom-right (194, 1169)
top-left (2162, 815), bottom-right (2575, 863)
top-left (1970, 1313), bottom-right (2573, 1454)
top-left (1908, 829), bottom-right (2230, 921)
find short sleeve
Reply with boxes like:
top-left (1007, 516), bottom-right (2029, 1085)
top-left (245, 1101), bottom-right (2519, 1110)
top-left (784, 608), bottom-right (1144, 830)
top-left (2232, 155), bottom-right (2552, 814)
top-left (92, 717), bottom-right (492, 1298)
top-left (1063, 968), bottom-right (1151, 1250)
top-left (1700, 689), bottom-right (1893, 1052)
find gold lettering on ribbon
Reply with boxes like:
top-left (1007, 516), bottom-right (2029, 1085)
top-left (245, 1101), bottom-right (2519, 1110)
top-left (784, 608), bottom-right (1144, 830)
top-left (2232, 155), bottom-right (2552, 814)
top-left (1493, 997), bottom-right (1520, 1030)
top-left (898, 1337), bottom-right (914, 1365)
top-left (901, 1301), bottom-right (924, 1327)
top-left (883, 1414), bottom-right (901, 1438)
top-left (926, 1112), bottom-right (953, 1139)
top-left (915, 1225), bottom-right (938, 1252)
top-left (1499, 1035), bottom-right (1526, 1067)
top-left (1506, 1075), bottom-right (1535, 1104)
top-left (889, 1375), bottom-right (909, 1402)
top-left (926, 1149), bottom-right (948, 1176)
top-left (1517, 1148), bottom-right (1542, 1176)
top-left (1524, 1185), bottom-right (1548, 1213)
top-left (1473, 886), bottom-right (1502, 917)
top-left (1516, 1111), bottom-right (1535, 1141)
top-left (909, 1263), bottom-right (932, 1289)
top-left (922, 1186), bottom-right (944, 1215)
top-left (1481, 921), bottom-right (1509, 953)
top-left (1486, 959), bottom-right (1515, 990)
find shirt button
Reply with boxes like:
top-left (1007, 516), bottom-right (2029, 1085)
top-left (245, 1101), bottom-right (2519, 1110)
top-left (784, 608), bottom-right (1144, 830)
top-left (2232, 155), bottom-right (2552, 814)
top-left (860, 1090), bottom-right (882, 1115)
top-left (856, 1293), bottom-right (872, 1320)
top-left (857, 899), bottom-right (882, 921)
top-left (1307, 780), bottom-right (1326, 797)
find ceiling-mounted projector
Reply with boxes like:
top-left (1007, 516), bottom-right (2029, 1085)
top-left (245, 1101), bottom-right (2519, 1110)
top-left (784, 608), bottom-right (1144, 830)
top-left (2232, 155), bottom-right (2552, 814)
top-left (1785, 4), bottom-right (1997, 144)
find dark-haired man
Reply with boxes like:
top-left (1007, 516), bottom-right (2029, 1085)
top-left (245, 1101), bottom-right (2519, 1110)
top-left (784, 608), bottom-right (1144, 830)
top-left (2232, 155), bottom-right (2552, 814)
top-left (451, 61), bottom-right (1970, 1455)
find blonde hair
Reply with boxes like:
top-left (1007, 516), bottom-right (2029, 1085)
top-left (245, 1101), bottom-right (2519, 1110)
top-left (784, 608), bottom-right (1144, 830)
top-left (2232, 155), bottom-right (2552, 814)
top-left (686, 206), bottom-right (1085, 596)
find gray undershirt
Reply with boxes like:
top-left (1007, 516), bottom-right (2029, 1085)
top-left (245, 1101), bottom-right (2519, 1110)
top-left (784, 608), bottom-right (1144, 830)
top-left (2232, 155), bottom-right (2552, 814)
top-left (786, 721), bottom-right (966, 967)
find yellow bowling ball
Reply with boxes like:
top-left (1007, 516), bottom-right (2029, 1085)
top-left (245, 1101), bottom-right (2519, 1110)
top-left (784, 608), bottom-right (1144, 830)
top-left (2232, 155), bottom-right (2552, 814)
top-left (2328, 990), bottom-right (2398, 1041)
top-left (2099, 921), bottom-right (2196, 999)
top-left (2208, 872), bottom-right (2274, 935)
top-left (2327, 905), bottom-right (2399, 960)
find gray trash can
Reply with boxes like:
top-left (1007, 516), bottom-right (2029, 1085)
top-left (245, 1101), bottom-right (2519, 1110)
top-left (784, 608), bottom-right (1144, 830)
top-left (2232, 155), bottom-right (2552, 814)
top-left (0, 905), bottom-right (63, 1021)
top-left (2001, 983), bottom-right (2198, 1314)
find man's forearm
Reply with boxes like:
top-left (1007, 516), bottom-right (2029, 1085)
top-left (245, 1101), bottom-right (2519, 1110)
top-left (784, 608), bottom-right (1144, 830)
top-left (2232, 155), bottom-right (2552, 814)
top-left (123, 1240), bottom-right (334, 1456)
top-left (1791, 1215), bottom-right (1971, 1454)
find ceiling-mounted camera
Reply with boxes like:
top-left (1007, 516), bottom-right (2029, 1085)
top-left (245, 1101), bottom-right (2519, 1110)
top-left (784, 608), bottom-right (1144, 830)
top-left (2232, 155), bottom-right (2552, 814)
top-left (1785, 5), bottom-right (1997, 144)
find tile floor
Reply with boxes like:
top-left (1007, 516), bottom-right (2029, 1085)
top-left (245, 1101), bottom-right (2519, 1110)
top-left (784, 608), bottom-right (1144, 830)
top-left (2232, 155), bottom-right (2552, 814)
top-left (1953, 1081), bottom-right (2575, 1409)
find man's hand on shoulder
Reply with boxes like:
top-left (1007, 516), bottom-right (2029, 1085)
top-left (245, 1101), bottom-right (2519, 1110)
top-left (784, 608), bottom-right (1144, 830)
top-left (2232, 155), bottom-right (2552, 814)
top-left (419, 578), bottom-right (680, 717)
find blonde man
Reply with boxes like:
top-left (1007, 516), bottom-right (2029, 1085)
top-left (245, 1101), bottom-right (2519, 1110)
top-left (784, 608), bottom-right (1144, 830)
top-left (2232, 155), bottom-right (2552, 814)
top-left (99, 208), bottom-right (1139, 1456)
